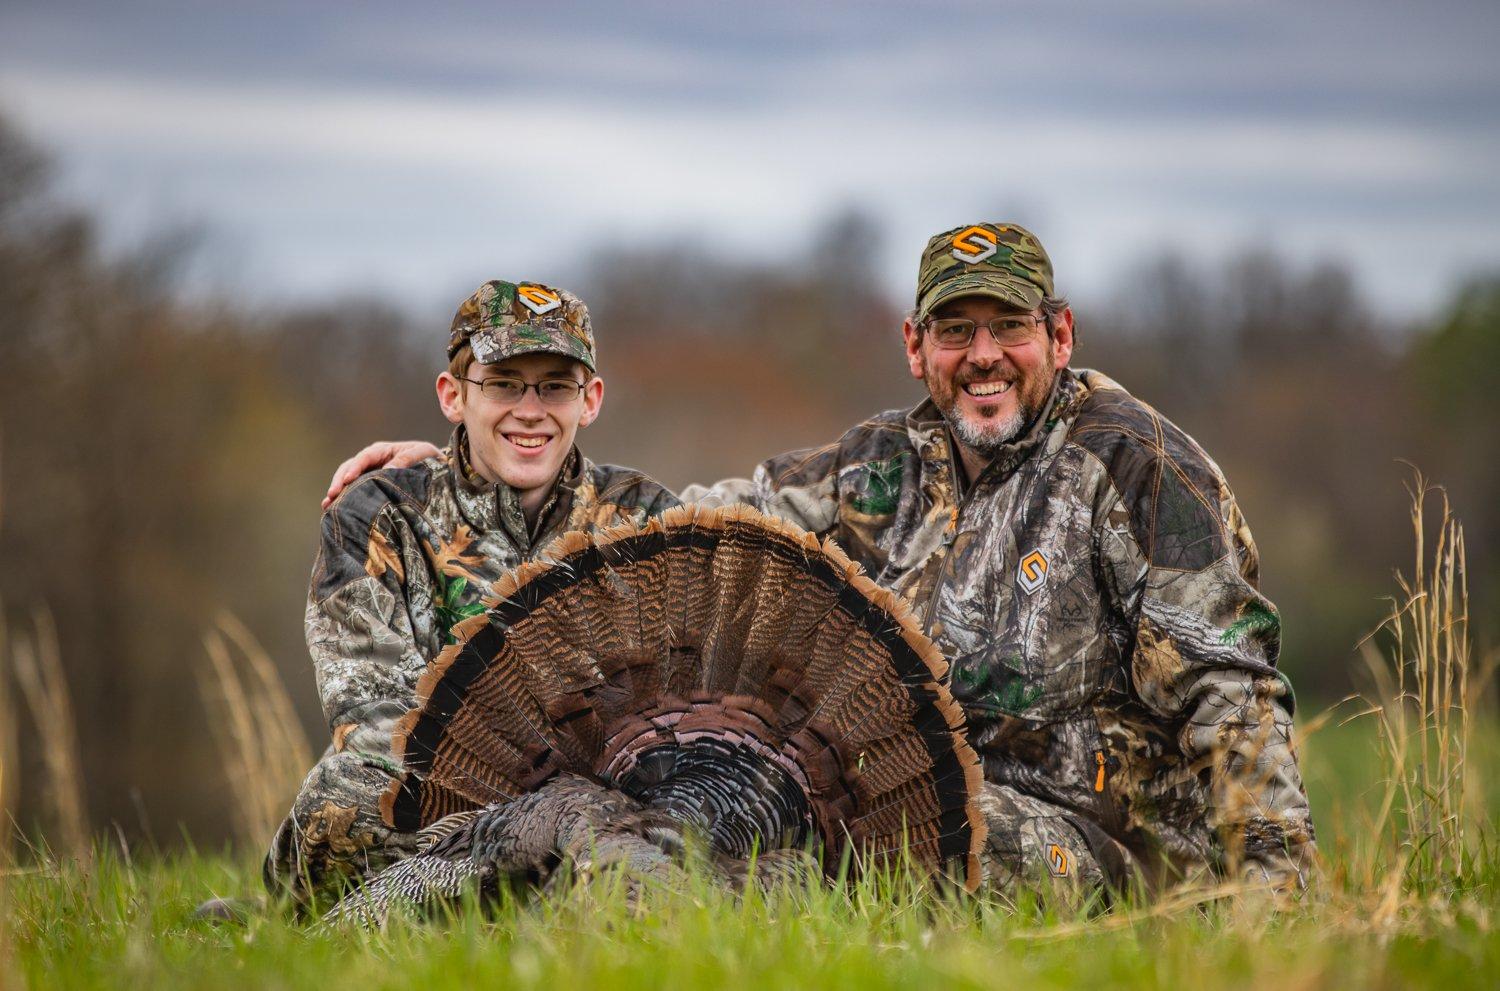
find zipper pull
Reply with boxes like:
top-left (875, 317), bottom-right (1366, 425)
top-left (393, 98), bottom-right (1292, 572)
top-left (1094, 749), bottom-right (1107, 792)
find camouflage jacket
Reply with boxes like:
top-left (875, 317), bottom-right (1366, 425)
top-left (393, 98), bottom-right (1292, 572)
top-left (684, 368), bottom-right (1315, 890)
top-left (272, 426), bottom-right (678, 897)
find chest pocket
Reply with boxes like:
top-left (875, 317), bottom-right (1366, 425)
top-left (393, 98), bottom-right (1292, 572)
top-left (1012, 539), bottom-right (1111, 715)
top-left (931, 530), bottom-right (1039, 720)
top-left (942, 529), bottom-right (1104, 722)
top-left (837, 454), bottom-right (909, 574)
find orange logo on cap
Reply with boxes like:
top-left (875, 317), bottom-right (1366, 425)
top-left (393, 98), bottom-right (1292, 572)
top-left (517, 284), bottom-right (562, 316)
top-left (1018, 549), bottom-right (1049, 593)
top-left (951, 226), bottom-right (999, 264)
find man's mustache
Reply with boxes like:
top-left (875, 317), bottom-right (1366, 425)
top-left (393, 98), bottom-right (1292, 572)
top-left (955, 368), bottom-right (1019, 388)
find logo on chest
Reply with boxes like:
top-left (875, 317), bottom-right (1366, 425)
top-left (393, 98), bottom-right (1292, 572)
top-left (1017, 549), bottom-right (1049, 593)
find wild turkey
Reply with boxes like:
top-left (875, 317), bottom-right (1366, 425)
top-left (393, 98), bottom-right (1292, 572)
top-left (328, 504), bottom-right (984, 925)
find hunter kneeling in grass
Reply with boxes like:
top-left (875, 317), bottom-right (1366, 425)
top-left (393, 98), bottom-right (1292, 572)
top-left (339, 222), bottom-right (1318, 903)
top-left (266, 280), bottom-right (677, 905)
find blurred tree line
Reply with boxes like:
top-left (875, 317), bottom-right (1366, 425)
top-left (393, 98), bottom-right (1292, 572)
top-left (0, 117), bottom-right (1495, 845)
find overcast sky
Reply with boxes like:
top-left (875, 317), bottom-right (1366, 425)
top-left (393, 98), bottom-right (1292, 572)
top-left (2, 0), bottom-right (1497, 319)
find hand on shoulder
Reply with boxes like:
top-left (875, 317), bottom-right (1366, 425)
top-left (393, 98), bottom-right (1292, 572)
top-left (323, 440), bottom-right (442, 509)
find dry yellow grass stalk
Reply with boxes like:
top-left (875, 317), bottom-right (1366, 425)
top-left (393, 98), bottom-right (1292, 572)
top-left (0, 434), bottom-right (9, 869)
top-left (0, 435), bottom-right (11, 974)
top-left (1356, 470), bottom-right (1497, 890)
top-left (0, 607), bottom-right (14, 869)
top-left (197, 612), bottom-right (313, 850)
top-left (0, 610), bottom-right (11, 981)
top-left (9, 607), bottom-right (89, 863)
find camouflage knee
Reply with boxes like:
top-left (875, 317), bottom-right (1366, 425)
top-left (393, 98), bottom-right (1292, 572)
top-left (263, 750), bottom-right (420, 903)
top-left (976, 782), bottom-right (1131, 904)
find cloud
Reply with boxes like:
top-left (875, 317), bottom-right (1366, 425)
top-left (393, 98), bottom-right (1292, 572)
top-left (0, 0), bottom-right (1496, 315)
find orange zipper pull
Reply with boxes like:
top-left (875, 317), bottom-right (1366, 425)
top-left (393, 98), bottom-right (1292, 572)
top-left (1094, 749), bottom-right (1107, 792)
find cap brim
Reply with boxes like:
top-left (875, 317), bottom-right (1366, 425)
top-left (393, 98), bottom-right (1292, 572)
top-left (470, 328), bottom-right (596, 371)
top-left (915, 273), bottom-right (1042, 322)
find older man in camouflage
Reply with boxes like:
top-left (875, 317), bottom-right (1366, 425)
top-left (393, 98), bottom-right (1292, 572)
top-left (267, 280), bottom-right (678, 904)
top-left (690, 224), bottom-right (1318, 897)
top-left (332, 224), bottom-right (1316, 900)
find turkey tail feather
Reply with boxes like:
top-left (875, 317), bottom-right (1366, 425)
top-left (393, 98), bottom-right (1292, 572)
top-left (381, 505), bottom-right (985, 891)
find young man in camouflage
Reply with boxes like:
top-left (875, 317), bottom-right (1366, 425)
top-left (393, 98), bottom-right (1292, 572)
top-left (266, 280), bottom-right (678, 904)
top-left (331, 224), bottom-right (1316, 900)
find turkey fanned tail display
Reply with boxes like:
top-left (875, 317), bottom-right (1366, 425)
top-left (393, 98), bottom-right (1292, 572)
top-left (334, 505), bottom-right (983, 925)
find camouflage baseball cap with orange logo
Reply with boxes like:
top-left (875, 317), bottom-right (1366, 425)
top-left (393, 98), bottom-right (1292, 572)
top-left (447, 279), bottom-right (597, 372)
top-left (914, 223), bottom-right (1054, 322)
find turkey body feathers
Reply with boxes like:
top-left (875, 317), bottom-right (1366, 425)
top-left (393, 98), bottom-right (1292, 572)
top-left (379, 505), bottom-right (985, 897)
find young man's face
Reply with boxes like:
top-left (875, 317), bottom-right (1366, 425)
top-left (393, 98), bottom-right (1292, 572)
top-left (902, 295), bottom-right (1073, 463)
top-left (436, 352), bottom-right (605, 500)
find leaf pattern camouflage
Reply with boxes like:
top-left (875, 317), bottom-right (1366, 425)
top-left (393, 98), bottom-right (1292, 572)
top-left (447, 279), bottom-right (597, 371)
top-left (683, 368), bottom-right (1316, 895)
top-left (914, 222), bottom-right (1055, 322)
top-left (264, 425), bottom-right (678, 903)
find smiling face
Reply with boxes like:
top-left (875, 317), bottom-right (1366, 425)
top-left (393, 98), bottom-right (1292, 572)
top-left (436, 352), bottom-right (605, 515)
top-left (902, 294), bottom-right (1073, 480)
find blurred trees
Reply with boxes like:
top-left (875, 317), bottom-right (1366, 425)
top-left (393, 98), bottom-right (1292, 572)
top-left (0, 119), bottom-right (439, 842)
top-left (0, 117), bottom-right (1493, 846)
top-left (1086, 251), bottom-right (1417, 694)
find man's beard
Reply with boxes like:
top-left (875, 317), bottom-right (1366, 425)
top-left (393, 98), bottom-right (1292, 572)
top-left (945, 401), bottom-right (1027, 458)
top-left (928, 356), bottom-right (1055, 462)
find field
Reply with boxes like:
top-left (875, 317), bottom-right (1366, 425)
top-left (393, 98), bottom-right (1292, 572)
top-left (2, 493), bottom-right (1496, 991)
top-left (0, 717), bottom-right (1494, 990)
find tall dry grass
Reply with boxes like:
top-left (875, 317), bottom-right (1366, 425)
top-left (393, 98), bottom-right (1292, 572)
top-left (0, 607), bottom-right (10, 982)
top-left (0, 613), bottom-right (14, 870)
top-left (1350, 470), bottom-right (1497, 898)
top-left (0, 434), bottom-right (9, 991)
top-left (0, 429), bottom-right (9, 868)
top-left (197, 612), bottom-right (313, 850)
top-left (7, 606), bottom-right (90, 864)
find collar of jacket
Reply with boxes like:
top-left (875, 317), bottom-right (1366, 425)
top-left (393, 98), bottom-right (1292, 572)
top-left (905, 367), bottom-right (1083, 501)
top-left (447, 424), bottom-right (586, 548)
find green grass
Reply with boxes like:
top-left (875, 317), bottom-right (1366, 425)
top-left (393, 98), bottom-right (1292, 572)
top-left (4, 716), bottom-right (1497, 991)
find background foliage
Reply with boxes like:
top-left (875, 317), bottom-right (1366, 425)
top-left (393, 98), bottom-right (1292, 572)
top-left (0, 115), bottom-right (1495, 847)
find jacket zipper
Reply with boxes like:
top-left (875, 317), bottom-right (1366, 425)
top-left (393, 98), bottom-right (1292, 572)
top-left (922, 440), bottom-right (970, 633)
top-left (1091, 744), bottom-right (1127, 838)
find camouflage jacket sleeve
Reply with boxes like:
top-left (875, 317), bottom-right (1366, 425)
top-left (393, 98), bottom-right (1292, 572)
top-left (276, 477), bottom-right (434, 893)
top-left (678, 445), bottom-right (842, 536)
top-left (1091, 440), bottom-right (1316, 890)
top-left (307, 489), bottom-right (431, 758)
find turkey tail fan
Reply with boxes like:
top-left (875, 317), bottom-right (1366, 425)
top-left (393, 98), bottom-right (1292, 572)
top-left (381, 504), bottom-right (987, 891)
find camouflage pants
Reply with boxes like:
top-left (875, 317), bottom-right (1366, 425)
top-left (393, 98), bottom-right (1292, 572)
top-left (976, 782), bottom-right (1134, 906)
top-left (264, 749), bottom-right (420, 904)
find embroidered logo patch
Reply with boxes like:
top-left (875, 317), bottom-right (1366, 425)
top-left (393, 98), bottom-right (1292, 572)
top-left (517, 284), bottom-right (562, 315)
top-left (1047, 843), bottom-right (1071, 878)
top-left (1017, 549), bottom-right (1049, 593)
top-left (950, 225), bottom-right (999, 264)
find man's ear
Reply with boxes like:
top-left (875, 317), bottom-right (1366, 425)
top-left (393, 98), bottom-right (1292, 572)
top-left (1051, 308), bottom-right (1075, 369)
top-left (578, 375), bottom-right (605, 428)
top-left (436, 371), bottom-right (466, 425)
top-left (901, 317), bottom-right (926, 381)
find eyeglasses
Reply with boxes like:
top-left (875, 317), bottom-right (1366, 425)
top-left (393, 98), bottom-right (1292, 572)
top-left (923, 314), bottom-right (1045, 350)
top-left (456, 376), bottom-right (588, 404)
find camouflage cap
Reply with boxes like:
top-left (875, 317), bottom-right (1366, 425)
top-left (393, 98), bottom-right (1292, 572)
top-left (914, 223), bottom-right (1054, 322)
top-left (447, 280), bottom-right (596, 372)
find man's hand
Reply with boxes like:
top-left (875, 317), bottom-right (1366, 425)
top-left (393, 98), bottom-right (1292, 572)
top-left (323, 440), bottom-right (441, 509)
